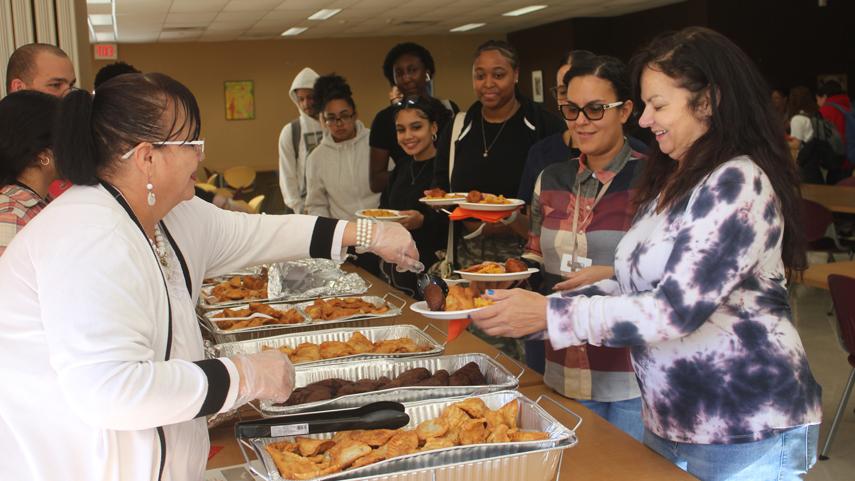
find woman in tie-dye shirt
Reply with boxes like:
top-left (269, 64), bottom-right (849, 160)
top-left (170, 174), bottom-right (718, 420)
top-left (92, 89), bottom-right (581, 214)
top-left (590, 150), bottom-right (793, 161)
top-left (471, 27), bottom-right (821, 481)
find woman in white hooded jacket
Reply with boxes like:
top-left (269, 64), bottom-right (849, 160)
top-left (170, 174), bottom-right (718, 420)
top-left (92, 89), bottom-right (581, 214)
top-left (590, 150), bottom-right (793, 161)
top-left (305, 74), bottom-right (380, 220)
top-left (0, 73), bottom-right (422, 481)
top-left (278, 67), bottom-right (324, 214)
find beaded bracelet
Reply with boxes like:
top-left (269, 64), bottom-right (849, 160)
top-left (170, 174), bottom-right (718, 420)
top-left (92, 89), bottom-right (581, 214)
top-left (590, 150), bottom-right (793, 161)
top-left (356, 218), bottom-right (374, 249)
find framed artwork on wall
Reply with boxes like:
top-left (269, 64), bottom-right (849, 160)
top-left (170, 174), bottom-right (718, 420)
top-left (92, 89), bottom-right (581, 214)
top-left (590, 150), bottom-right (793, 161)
top-left (531, 70), bottom-right (544, 103)
top-left (224, 80), bottom-right (255, 120)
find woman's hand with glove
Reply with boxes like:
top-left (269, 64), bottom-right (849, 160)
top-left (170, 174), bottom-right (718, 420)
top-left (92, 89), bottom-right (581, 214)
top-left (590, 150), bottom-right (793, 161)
top-left (359, 221), bottom-right (424, 273)
top-left (230, 349), bottom-right (296, 406)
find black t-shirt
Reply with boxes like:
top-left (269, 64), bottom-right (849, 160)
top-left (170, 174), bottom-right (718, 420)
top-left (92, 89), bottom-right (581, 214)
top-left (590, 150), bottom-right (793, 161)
top-left (433, 100), bottom-right (565, 197)
top-left (369, 98), bottom-right (459, 164)
top-left (382, 156), bottom-right (446, 266)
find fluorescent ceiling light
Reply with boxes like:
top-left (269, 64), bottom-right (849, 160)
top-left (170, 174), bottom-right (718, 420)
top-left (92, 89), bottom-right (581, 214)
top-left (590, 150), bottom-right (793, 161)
top-left (450, 23), bottom-right (485, 32)
top-left (281, 27), bottom-right (308, 36)
top-left (308, 9), bottom-right (342, 20)
top-left (95, 31), bottom-right (115, 42)
top-left (87, 0), bottom-right (111, 4)
top-left (502, 5), bottom-right (547, 16)
top-left (88, 14), bottom-right (112, 26)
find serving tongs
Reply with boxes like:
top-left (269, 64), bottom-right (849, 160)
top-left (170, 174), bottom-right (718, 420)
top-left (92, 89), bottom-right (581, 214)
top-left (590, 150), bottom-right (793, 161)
top-left (235, 401), bottom-right (410, 439)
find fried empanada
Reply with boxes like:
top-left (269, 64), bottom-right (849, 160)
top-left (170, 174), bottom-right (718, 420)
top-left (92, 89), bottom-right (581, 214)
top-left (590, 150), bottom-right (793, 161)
top-left (458, 418), bottom-right (487, 445)
top-left (384, 430), bottom-right (419, 458)
top-left (439, 405), bottom-right (470, 431)
top-left (498, 399), bottom-right (519, 429)
top-left (346, 332), bottom-right (373, 354)
top-left (416, 418), bottom-right (448, 441)
top-left (421, 436), bottom-right (455, 451)
top-left (349, 429), bottom-right (398, 447)
top-left (328, 439), bottom-right (372, 468)
top-left (350, 445), bottom-right (388, 468)
top-left (264, 448), bottom-right (325, 480)
top-left (486, 423), bottom-right (510, 443)
top-left (295, 437), bottom-right (336, 457)
top-left (319, 341), bottom-right (354, 359)
top-left (454, 398), bottom-right (488, 418)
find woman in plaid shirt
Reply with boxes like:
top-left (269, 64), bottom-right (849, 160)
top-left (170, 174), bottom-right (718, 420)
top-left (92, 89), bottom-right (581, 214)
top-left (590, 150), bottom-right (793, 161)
top-left (524, 55), bottom-right (645, 440)
top-left (0, 90), bottom-right (60, 256)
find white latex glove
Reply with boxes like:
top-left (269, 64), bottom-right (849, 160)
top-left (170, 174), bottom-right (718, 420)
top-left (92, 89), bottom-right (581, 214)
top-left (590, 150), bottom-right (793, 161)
top-left (359, 221), bottom-right (424, 273)
top-left (230, 350), bottom-right (296, 406)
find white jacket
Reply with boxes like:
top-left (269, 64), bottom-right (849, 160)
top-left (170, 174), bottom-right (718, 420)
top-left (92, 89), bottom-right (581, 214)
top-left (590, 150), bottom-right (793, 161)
top-left (305, 120), bottom-right (379, 220)
top-left (0, 185), bottom-right (346, 481)
top-left (278, 67), bottom-right (324, 214)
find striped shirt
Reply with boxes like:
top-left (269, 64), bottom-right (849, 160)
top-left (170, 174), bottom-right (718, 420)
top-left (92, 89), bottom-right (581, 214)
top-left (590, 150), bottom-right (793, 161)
top-left (526, 142), bottom-right (644, 402)
top-left (0, 184), bottom-right (48, 256)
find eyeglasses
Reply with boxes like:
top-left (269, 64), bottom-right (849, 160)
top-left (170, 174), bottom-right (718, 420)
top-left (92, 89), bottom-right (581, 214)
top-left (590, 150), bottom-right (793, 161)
top-left (323, 113), bottom-right (355, 126)
top-left (559, 101), bottom-right (625, 121)
top-left (120, 140), bottom-right (206, 160)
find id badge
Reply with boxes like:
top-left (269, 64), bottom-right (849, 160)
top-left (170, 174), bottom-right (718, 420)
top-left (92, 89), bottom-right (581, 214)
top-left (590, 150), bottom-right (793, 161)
top-left (560, 253), bottom-right (593, 273)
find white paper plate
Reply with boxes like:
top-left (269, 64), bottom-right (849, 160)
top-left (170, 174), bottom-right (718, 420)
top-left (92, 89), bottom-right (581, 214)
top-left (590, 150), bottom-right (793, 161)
top-left (457, 198), bottom-right (525, 212)
top-left (355, 209), bottom-right (407, 221)
top-left (418, 193), bottom-right (467, 207)
top-left (454, 267), bottom-right (539, 282)
top-left (410, 301), bottom-right (487, 320)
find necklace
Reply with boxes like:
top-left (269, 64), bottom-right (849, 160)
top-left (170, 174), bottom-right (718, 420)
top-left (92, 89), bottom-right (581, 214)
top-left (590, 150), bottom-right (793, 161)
top-left (480, 105), bottom-right (514, 158)
top-left (409, 158), bottom-right (430, 185)
top-left (148, 224), bottom-right (170, 271)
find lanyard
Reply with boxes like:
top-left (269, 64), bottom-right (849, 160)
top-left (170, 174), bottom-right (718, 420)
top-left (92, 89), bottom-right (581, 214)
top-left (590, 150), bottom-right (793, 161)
top-left (569, 174), bottom-right (613, 270)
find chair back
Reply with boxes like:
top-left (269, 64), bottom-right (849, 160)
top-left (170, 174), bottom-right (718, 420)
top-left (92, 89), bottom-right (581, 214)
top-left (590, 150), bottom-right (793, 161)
top-left (828, 274), bottom-right (855, 356)
top-left (803, 199), bottom-right (834, 243)
top-left (195, 183), bottom-right (217, 194)
top-left (223, 166), bottom-right (256, 190)
top-left (248, 194), bottom-right (266, 213)
top-left (836, 176), bottom-right (855, 187)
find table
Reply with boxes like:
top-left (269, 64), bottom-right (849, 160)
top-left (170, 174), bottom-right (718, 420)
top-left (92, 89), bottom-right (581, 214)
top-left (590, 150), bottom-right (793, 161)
top-left (206, 266), bottom-right (696, 480)
top-left (800, 260), bottom-right (855, 289)
top-left (520, 384), bottom-right (697, 481)
top-left (801, 184), bottom-right (855, 214)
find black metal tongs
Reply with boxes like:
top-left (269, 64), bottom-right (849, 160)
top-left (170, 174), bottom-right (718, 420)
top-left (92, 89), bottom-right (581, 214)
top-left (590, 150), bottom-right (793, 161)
top-left (235, 401), bottom-right (410, 439)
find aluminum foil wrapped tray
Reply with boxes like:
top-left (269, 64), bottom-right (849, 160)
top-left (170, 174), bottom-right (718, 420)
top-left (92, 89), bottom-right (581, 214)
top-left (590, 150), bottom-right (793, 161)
top-left (239, 390), bottom-right (580, 481)
top-left (260, 353), bottom-right (525, 416)
top-left (199, 259), bottom-right (369, 310)
top-left (208, 324), bottom-right (445, 368)
top-left (199, 294), bottom-right (406, 344)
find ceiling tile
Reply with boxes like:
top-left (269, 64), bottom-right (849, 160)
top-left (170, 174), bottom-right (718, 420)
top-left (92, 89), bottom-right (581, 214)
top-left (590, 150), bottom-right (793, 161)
top-left (165, 12), bottom-right (219, 26)
top-left (115, 0), bottom-right (171, 14)
top-left (275, 0), bottom-right (335, 10)
top-left (222, 0), bottom-right (285, 12)
top-left (169, 0), bottom-right (229, 14)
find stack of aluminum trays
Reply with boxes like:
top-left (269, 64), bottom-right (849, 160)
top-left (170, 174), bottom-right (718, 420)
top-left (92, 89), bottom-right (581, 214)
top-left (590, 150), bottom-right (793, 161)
top-left (238, 390), bottom-right (580, 481)
top-left (208, 324), bottom-right (445, 368)
top-left (200, 294), bottom-right (406, 344)
top-left (260, 352), bottom-right (525, 416)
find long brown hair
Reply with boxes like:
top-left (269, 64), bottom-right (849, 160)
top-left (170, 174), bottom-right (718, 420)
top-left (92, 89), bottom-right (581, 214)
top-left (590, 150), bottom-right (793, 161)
top-left (630, 27), bottom-right (806, 274)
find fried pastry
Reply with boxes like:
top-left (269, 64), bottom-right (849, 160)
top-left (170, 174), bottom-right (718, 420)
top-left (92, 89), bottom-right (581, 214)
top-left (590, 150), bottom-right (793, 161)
top-left (458, 418), bottom-right (488, 445)
top-left (508, 429), bottom-right (549, 442)
top-left (349, 429), bottom-right (397, 447)
top-left (296, 437), bottom-right (336, 457)
top-left (384, 430), bottom-right (419, 457)
top-left (504, 258), bottom-right (527, 273)
top-left (454, 397), bottom-right (488, 418)
top-left (416, 418), bottom-right (448, 441)
top-left (328, 440), bottom-right (372, 468)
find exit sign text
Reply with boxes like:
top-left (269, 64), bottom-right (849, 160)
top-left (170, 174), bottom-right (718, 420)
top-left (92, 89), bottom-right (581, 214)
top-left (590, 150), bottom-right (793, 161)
top-left (94, 43), bottom-right (117, 60)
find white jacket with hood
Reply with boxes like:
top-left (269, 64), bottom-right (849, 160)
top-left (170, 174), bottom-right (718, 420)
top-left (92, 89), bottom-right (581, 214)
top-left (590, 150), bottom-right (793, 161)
top-left (305, 120), bottom-right (379, 220)
top-left (278, 67), bottom-right (324, 214)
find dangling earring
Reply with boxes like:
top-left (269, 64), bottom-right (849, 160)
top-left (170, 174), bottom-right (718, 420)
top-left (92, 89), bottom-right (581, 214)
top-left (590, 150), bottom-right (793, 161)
top-left (432, 133), bottom-right (437, 141)
top-left (426, 72), bottom-right (431, 82)
top-left (146, 180), bottom-right (156, 206)
top-left (39, 154), bottom-right (50, 166)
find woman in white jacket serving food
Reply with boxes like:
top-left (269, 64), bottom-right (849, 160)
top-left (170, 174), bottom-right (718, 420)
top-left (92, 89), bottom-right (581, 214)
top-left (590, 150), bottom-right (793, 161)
top-left (0, 73), bottom-right (422, 481)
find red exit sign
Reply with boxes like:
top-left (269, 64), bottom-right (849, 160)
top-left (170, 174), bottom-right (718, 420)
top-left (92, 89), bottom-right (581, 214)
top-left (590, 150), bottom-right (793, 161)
top-left (94, 43), bottom-right (117, 60)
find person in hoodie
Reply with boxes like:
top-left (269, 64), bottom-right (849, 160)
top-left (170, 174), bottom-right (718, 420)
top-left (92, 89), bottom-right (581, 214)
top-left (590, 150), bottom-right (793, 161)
top-left (278, 67), bottom-right (324, 214)
top-left (816, 79), bottom-right (852, 183)
top-left (305, 74), bottom-right (379, 220)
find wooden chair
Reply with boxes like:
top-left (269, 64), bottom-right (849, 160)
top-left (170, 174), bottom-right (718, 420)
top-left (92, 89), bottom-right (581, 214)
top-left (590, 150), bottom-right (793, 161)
top-left (248, 194), bottom-right (266, 214)
top-left (223, 166), bottom-right (256, 197)
top-left (195, 183), bottom-right (218, 194)
top-left (819, 274), bottom-right (855, 459)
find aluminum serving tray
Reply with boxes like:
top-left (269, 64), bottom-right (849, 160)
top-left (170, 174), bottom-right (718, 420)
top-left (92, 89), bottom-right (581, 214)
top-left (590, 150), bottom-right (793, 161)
top-left (258, 352), bottom-right (525, 416)
top-left (208, 324), bottom-right (446, 368)
top-left (239, 390), bottom-right (581, 481)
top-left (199, 294), bottom-right (406, 344)
top-left (198, 277), bottom-right (371, 311)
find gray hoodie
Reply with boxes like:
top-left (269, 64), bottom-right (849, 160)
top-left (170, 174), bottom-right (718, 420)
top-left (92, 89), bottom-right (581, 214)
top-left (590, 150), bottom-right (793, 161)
top-left (278, 67), bottom-right (323, 214)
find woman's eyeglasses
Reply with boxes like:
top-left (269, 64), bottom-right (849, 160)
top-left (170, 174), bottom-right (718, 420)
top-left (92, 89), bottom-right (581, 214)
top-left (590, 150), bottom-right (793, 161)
top-left (120, 140), bottom-right (206, 160)
top-left (559, 101), bottom-right (625, 121)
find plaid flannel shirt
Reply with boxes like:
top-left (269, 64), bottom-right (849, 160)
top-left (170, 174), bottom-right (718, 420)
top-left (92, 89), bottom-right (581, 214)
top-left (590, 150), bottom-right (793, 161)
top-left (0, 184), bottom-right (48, 256)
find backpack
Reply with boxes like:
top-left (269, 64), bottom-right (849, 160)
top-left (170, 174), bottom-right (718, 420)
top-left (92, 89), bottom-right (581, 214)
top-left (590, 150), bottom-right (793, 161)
top-left (829, 103), bottom-right (855, 162)
top-left (288, 118), bottom-right (301, 156)
top-left (798, 114), bottom-right (845, 172)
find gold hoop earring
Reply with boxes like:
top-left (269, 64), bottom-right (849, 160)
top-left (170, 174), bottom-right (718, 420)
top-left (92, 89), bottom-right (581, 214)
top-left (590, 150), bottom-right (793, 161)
top-left (39, 157), bottom-right (50, 166)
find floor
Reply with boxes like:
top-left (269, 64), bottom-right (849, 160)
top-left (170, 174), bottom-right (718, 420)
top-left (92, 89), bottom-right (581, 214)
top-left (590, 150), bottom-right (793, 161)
top-left (792, 274), bottom-right (854, 480)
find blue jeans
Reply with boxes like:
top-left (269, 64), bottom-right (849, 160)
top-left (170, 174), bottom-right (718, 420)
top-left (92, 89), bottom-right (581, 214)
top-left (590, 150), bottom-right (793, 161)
top-left (644, 424), bottom-right (819, 481)
top-left (578, 397), bottom-right (643, 442)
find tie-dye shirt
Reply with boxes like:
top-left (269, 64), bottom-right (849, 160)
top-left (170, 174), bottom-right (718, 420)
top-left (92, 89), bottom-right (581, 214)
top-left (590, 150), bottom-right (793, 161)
top-left (546, 157), bottom-right (822, 444)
